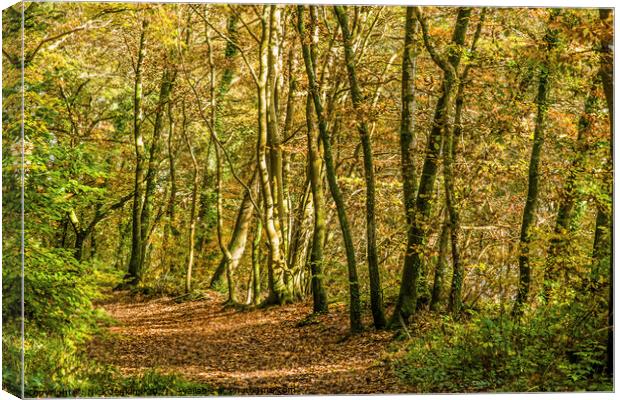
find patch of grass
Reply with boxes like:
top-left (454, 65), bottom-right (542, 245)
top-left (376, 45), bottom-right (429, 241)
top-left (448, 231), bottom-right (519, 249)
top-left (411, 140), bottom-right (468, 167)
top-left (28, 368), bottom-right (219, 398)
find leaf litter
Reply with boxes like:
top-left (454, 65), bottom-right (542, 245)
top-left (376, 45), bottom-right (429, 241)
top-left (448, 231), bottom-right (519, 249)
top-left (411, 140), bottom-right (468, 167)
top-left (89, 291), bottom-right (412, 395)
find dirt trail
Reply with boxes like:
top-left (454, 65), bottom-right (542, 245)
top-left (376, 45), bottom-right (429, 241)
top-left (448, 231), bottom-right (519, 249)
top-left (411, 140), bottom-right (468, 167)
top-left (90, 291), bottom-right (412, 395)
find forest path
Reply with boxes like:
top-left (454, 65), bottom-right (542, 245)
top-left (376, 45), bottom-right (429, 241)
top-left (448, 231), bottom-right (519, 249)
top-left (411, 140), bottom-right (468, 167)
top-left (90, 291), bottom-right (411, 395)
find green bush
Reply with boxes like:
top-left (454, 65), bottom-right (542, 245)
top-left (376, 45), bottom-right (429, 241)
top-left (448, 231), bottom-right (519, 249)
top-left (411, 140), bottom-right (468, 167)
top-left (395, 299), bottom-right (612, 392)
top-left (2, 242), bottom-right (121, 396)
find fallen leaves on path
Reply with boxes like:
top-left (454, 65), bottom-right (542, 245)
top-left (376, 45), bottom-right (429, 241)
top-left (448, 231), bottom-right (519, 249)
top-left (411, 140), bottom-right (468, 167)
top-left (89, 291), bottom-right (413, 395)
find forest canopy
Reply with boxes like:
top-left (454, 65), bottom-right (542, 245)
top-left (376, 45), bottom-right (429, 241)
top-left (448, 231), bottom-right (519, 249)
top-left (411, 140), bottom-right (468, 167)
top-left (2, 2), bottom-right (613, 396)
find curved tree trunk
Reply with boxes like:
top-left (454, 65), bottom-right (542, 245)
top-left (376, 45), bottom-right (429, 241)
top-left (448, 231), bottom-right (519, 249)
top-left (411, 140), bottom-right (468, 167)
top-left (260, 5), bottom-right (291, 305)
top-left (298, 5), bottom-right (362, 333)
top-left (334, 5), bottom-right (386, 329)
top-left (391, 7), bottom-right (471, 326)
top-left (209, 172), bottom-right (258, 290)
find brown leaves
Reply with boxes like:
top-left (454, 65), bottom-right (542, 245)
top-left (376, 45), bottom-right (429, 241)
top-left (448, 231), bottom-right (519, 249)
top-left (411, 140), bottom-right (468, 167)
top-left (89, 292), bottom-right (412, 395)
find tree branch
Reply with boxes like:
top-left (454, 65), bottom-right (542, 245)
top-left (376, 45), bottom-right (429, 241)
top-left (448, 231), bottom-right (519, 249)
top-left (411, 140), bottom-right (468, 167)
top-left (414, 7), bottom-right (455, 77)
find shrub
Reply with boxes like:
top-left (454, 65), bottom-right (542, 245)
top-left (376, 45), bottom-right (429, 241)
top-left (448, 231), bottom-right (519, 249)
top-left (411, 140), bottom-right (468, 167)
top-left (395, 299), bottom-right (612, 392)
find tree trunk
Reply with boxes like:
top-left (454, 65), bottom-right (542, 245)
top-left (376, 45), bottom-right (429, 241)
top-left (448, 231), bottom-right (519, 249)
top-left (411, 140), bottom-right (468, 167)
top-left (392, 7), bottom-right (420, 325)
top-left (445, 85), bottom-right (463, 315)
top-left (182, 105), bottom-right (199, 294)
top-left (306, 94), bottom-right (328, 314)
top-left (267, 5), bottom-right (289, 258)
top-left (74, 230), bottom-right (86, 262)
top-left (285, 178), bottom-right (314, 299)
top-left (512, 11), bottom-right (556, 317)
top-left (298, 5), bottom-right (363, 333)
top-left (447, 9), bottom-right (485, 314)
top-left (259, 5), bottom-right (290, 305)
top-left (391, 7), bottom-right (471, 325)
top-left (513, 15), bottom-right (557, 317)
top-left (195, 14), bottom-right (239, 255)
top-left (209, 172), bottom-right (258, 289)
top-left (431, 209), bottom-right (449, 311)
top-left (140, 66), bottom-right (176, 269)
top-left (163, 99), bottom-right (177, 273)
top-left (127, 18), bottom-right (148, 285)
top-left (251, 218), bottom-right (263, 305)
top-left (334, 5), bottom-right (386, 329)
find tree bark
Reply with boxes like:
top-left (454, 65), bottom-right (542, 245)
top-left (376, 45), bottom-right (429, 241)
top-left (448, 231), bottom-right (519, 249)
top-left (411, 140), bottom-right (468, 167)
top-left (209, 172), bottom-right (258, 290)
top-left (447, 9), bottom-right (485, 314)
top-left (334, 5), bottom-right (387, 329)
top-left (251, 217), bottom-right (263, 305)
top-left (141, 66), bottom-right (176, 270)
top-left (259, 5), bottom-right (290, 305)
top-left (431, 209), bottom-right (449, 311)
top-left (513, 14), bottom-right (558, 317)
top-left (298, 5), bottom-right (363, 333)
top-left (163, 99), bottom-right (177, 273)
top-left (182, 105), bottom-right (199, 294)
top-left (391, 7), bottom-right (471, 326)
top-left (127, 18), bottom-right (148, 284)
top-left (306, 93), bottom-right (328, 314)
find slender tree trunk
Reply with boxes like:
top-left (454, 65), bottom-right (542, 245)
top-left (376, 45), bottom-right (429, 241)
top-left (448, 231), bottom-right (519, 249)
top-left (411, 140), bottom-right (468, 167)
top-left (447, 9), bottom-right (485, 314)
top-left (281, 45), bottom-right (297, 253)
top-left (251, 218), bottom-right (263, 305)
top-left (391, 7), bottom-right (471, 325)
top-left (195, 14), bottom-right (239, 255)
top-left (298, 5), bottom-right (363, 333)
top-left (182, 105), bottom-right (199, 294)
top-left (259, 5), bottom-right (290, 305)
top-left (431, 209), bottom-right (449, 311)
top-left (306, 94), bottom-right (328, 314)
top-left (140, 66), bottom-right (176, 269)
top-left (74, 230), bottom-right (86, 262)
top-left (163, 100), bottom-right (177, 273)
top-left (214, 141), bottom-right (235, 301)
top-left (209, 172), bottom-right (258, 289)
top-left (391, 7), bottom-right (420, 325)
top-left (127, 18), bottom-right (148, 284)
top-left (267, 5), bottom-right (289, 258)
top-left (513, 15), bottom-right (557, 317)
top-left (445, 90), bottom-right (463, 315)
top-left (334, 5), bottom-right (387, 329)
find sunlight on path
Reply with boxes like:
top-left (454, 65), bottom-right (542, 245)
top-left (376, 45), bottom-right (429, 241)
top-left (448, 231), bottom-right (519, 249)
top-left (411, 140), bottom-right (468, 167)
top-left (90, 291), bottom-right (410, 394)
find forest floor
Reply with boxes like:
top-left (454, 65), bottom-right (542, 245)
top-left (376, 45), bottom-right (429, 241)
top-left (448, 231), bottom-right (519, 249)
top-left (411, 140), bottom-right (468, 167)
top-left (89, 291), bottom-right (412, 395)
